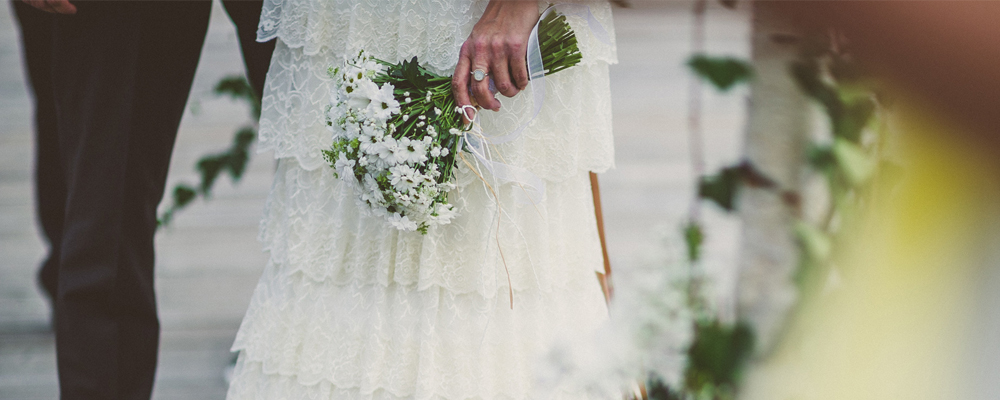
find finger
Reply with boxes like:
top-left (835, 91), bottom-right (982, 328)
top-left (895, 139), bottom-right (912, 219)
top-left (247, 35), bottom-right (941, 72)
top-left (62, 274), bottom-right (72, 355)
top-left (469, 41), bottom-right (500, 111)
top-left (471, 62), bottom-right (499, 112)
top-left (490, 55), bottom-right (520, 98)
top-left (46, 0), bottom-right (76, 14)
top-left (452, 47), bottom-right (474, 122)
top-left (510, 47), bottom-right (530, 91)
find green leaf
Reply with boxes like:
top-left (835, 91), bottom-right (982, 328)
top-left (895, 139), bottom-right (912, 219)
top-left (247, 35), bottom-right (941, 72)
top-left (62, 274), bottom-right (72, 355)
top-left (699, 162), bottom-right (778, 212)
top-left (645, 376), bottom-right (683, 400)
top-left (213, 75), bottom-right (254, 102)
top-left (172, 184), bottom-right (198, 208)
top-left (698, 167), bottom-right (741, 212)
top-left (684, 222), bottom-right (705, 263)
top-left (791, 60), bottom-right (841, 115)
top-left (687, 55), bottom-right (753, 92)
top-left (834, 96), bottom-right (875, 143)
top-left (233, 127), bottom-right (256, 151)
top-left (807, 144), bottom-right (836, 173)
top-left (213, 75), bottom-right (261, 120)
top-left (196, 155), bottom-right (226, 195)
top-left (795, 220), bottom-right (832, 263)
top-left (832, 138), bottom-right (876, 186)
top-left (227, 150), bottom-right (250, 181)
top-left (686, 320), bottom-right (755, 389)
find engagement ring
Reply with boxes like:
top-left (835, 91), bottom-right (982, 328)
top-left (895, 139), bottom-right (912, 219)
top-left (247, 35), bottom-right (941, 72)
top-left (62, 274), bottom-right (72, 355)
top-left (471, 69), bottom-right (488, 82)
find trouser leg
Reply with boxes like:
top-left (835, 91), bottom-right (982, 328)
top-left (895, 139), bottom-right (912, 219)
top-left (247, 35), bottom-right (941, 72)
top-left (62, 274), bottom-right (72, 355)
top-left (12, 0), bottom-right (63, 306)
top-left (221, 0), bottom-right (275, 99)
top-left (50, 2), bottom-right (211, 399)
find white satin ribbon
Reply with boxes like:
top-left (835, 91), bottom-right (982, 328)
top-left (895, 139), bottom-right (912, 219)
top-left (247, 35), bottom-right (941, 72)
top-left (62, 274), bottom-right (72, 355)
top-left (461, 105), bottom-right (545, 205)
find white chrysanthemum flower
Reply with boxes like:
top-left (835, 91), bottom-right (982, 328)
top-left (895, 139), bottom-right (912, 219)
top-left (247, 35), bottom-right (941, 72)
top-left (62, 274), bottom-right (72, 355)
top-left (358, 134), bottom-right (378, 154)
top-left (430, 146), bottom-right (441, 158)
top-left (427, 164), bottom-right (441, 179)
top-left (428, 203), bottom-right (458, 226)
top-left (389, 164), bottom-right (418, 192)
top-left (361, 59), bottom-right (380, 76)
top-left (346, 79), bottom-right (378, 111)
top-left (449, 128), bottom-right (462, 136)
top-left (388, 213), bottom-right (418, 231)
top-left (334, 153), bottom-right (356, 178)
top-left (373, 136), bottom-right (398, 163)
top-left (392, 137), bottom-right (426, 165)
top-left (368, 83), bottom-right (400, 121)
top-left (411, 143), bottom-right (429, 164)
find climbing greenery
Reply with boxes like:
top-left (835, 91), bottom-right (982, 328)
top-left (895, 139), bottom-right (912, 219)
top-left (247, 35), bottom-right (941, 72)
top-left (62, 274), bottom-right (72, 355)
top-left (648, 21), bottom-right (892, 400)
top-left (157, 76), bottom-right (260, 228)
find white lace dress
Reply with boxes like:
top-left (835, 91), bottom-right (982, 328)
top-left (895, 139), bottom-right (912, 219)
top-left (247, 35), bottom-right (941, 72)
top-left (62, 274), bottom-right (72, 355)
top-left (226, 1), bottom-right (618, 399)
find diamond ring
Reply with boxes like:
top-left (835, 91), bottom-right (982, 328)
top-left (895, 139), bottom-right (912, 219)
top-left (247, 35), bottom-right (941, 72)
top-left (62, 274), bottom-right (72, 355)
top-left (471, 69), bottom-right (488, 82)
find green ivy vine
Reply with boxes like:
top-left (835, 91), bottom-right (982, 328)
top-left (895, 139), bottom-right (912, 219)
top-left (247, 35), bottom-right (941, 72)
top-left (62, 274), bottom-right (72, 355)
top-left (157, 76), bottom-right (262, 228)
top-left (646, 15), bottom-right (893, 400)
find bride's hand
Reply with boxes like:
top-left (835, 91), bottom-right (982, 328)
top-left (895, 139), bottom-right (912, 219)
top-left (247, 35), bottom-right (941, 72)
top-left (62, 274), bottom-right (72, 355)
top-left (453, 0), bottom-right (539, 117)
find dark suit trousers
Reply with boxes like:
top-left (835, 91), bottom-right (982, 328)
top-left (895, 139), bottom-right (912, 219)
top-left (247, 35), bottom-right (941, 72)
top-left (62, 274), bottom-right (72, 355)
top-left (49, 2), bottom-right (212, 398)
top-left (15, 1), bottom-right (273, 397)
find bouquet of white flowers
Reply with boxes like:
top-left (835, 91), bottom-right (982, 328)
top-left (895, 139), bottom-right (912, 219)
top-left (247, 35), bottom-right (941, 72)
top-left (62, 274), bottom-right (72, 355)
top-left (323, 10), bottom-right (584, 234)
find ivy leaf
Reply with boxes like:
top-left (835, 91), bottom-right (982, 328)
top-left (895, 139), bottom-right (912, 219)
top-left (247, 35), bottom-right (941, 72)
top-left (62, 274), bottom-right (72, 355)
top-left (686, 320), bottom-right (754, 389)
top-left (698, 162), bottom-right (776, 212)
top-left (834, 96), bottom-right (875, 144)
top-left (172, 184), bottom-right (198, 209)
top-left (645, 376), bottom-right (683, 400)
top-left (233, 126), bottom-right (256, 151)
top-left (196, 155), bottom-right (226, 195)
top-left (698, 166), bottom-right (742, 212)
top-left (684, 222), bottom-right (705, 263)
top-left (795, 220), bottom-right (832, 263)
top-left (213, 75), bottom-right (254, 101)
top-left (213, 75), bottom-right (261, 120)
top-left (832, 138), bottom-right (876, 186)
top-left (791, 60), bottom-right (842, 126)
top-left (687, 55), bottom-right (753, 92)
top-left (227, 150), bottom-right (250, 181)
top-left (807, 144), bottom-right (836, 173)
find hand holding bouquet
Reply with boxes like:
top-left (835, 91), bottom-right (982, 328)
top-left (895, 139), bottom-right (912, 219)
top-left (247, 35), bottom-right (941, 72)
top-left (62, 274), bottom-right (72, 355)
top-left (323, 7), bottom-right (587, 234)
